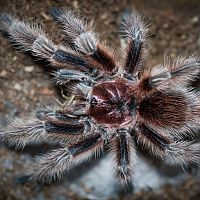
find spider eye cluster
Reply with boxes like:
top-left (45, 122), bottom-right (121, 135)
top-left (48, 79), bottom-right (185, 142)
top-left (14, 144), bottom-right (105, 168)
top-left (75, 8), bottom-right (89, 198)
top-left (90, 97), bottom-right (98, 106)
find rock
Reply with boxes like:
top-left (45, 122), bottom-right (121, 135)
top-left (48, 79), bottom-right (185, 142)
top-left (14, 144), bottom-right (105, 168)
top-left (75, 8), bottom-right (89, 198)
top-left (101, 13), bottom-right (108, 20)
top-left (24, 66), bottom-right (34, 72)
top-left (73, 1), bottom-right (79, 9)
top-left (163, 23), bottom-right (169, 29)
top-left (191, 16), bottom-right (199, 25)
top-left (13, 56), bottom-right (17, 61)
top-left (0, 70), bottom-right (7, 78)
top-left (14, 83), bottom-right (22, 91)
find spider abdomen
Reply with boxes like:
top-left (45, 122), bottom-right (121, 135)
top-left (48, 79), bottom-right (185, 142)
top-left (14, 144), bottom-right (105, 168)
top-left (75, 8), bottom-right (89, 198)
top-left (88, 79), bottom-right (136, 127)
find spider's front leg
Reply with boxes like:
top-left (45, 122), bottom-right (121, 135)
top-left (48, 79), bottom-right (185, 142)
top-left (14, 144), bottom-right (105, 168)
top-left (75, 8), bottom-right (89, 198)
top-left (50, 8), bottom-right (117, 73)
top-left (120, 9), bottom-right (149, 75)
top-left (0, 13), bottom-right (92, 71)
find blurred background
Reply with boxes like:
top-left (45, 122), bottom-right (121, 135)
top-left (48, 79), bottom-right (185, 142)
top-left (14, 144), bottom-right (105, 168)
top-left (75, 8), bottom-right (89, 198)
top-left (0, 0), bottom-right (200, 199)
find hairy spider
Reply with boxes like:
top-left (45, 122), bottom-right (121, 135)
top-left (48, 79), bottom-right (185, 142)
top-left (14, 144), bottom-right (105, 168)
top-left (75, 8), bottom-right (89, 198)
top-left (0, 8), bottom-right (200, 187)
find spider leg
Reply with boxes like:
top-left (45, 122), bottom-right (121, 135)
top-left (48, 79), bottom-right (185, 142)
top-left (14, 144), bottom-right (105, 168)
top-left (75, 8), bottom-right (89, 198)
top-left (53, 68), bottom-right (94, 98)
top-left (1, 106), bottom-right (92, 148)
top-left (109, 129), bottom-right (136, 187)
top-left (120, 9), bottom-right (149, 75)
top-left (136, 123), bottom-right (200, 165)
top-left (138, 56), bottom-right (200, 93)
top-left (50, 8), bottom-right (117, 73)
top-left (166, 56), bottom-right (200, 88)
top-left (31, 132), bottom-right (104, 182)
top-left (53, 69), bottom-right (94, 85)
top-left (0, 13), bottom-right (92, 71)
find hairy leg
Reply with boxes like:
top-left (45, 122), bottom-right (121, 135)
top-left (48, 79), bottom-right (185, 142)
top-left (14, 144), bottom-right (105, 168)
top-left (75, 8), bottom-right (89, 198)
top-left (50, 8), bottom-right (117, 73)
top-left (53, 69), bottom-right (94, 84)
top-left (0, 106), bottom-right (92, 148)
top-left (109, 129), bottom-right (136, 187)
top-left (135, 123), bottom-right (200, 165)
top-left (137, 56), bottom-right (200, 93)
top-left (120, 9), bottom-right (149, 75)
top-left (0, 13), bottom-right (92, 71)
top-left (31, 132), bottom-right (104, 182)
top-left (166, 56), bottom-right (200, 88)
top-left (53, 68), bottom-right (93, 99)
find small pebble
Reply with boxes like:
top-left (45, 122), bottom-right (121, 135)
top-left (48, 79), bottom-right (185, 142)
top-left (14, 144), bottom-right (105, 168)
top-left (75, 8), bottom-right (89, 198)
top-left (73, 1), bottom-right (79, 9)
top-left (13, 56), bottom-right (17, 61)
top-left (0, 70), bottom-right (7, 78)
top-left (163, 23), bottom-right (169, 29)
top-left (14, 83), bottom-right (22, 91)
top-left (101, 13), bottom-right (108, 20)
top-left (191, 16), bottom-right (199, 25)
top-left (24, 66), bottom-right (34, 72)
top-left (181, 34), bottom-right (187, 40)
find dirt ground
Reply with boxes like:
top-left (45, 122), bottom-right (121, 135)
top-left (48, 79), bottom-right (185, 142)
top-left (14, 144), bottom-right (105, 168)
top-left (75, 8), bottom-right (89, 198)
top-left (0, 0), bottom-right (200, 199)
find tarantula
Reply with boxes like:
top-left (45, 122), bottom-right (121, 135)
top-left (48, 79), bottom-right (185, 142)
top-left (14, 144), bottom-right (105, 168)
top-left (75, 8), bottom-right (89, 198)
top-left (0, 8), bottom-right (200, 187)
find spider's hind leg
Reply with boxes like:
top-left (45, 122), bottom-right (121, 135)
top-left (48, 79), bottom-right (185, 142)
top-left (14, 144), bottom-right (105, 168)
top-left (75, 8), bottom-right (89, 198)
top-left (109, 129), bottom-right (136, 187)
top-left (31, 132), bottom-right (105, 182)
top-left (136, 123), bottom-right (200, 166)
